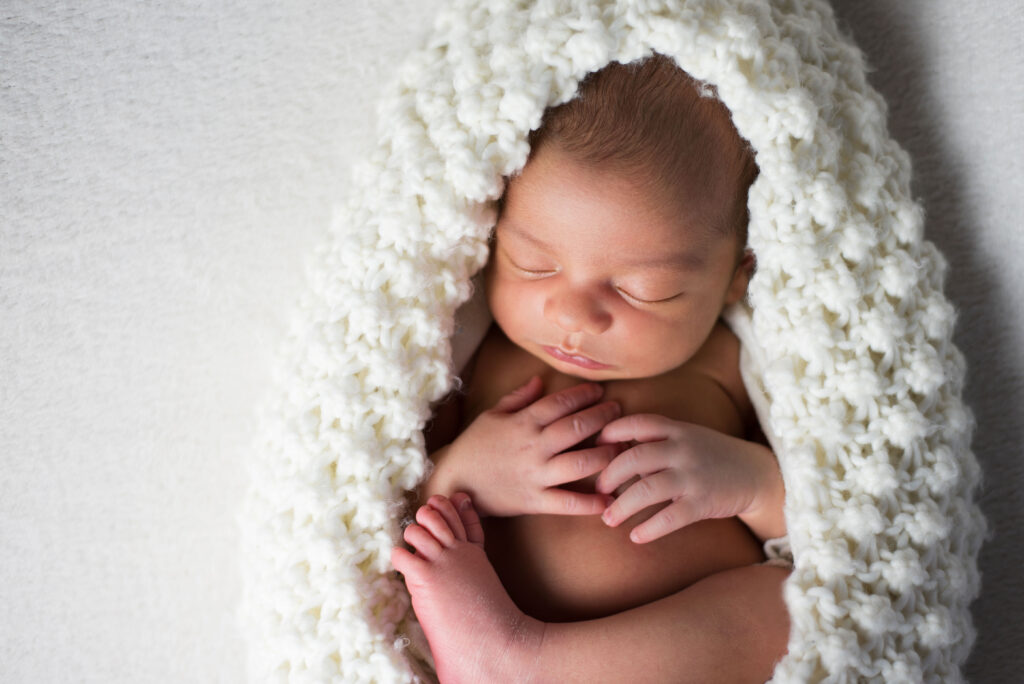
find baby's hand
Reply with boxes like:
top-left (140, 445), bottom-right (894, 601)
top-left (430, 376), bottom-right (623, 518)
top-left (594, 414), bottom-right (784, 543)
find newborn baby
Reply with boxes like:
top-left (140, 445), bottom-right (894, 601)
top-left (393, 55), bottom-right (791, 683)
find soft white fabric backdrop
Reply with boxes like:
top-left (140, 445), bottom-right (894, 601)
top-left (1, 2), bottom-right (1019, 682)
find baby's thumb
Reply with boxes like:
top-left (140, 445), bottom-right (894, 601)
top-left (493, 375), bottom-right (544, 412)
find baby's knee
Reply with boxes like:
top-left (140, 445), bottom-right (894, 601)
top-left (734, 565), bottom-right (792, 649)
top-left (698, 564), bottom-right (791, 639)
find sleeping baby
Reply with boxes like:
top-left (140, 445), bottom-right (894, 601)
top-left (392, 54), bottom-right (792, 683)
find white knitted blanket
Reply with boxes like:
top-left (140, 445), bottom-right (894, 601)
top-left (238, 0), bottom-right (986, 681)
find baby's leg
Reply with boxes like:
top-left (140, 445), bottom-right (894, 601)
top-left (392, 495), bottom-right (790, 684)
top-left (539, 564), bottom-right (791, 683)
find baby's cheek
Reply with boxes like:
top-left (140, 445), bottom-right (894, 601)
top-left (489, 282), bottom-right (533, 339)
top-left (504, 280), bottom-right (542, 317)
top-left (620, 323), bottom-right (684, 370)
top-left (485, 275), bottom-right (512, 315)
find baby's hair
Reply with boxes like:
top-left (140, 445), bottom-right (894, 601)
top-left (522, 53), bottom-right (758, 256)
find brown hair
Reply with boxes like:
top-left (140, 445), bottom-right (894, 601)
top-left (522, 53), bottom-right (758, 254)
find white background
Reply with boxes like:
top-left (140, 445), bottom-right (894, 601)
top-left (2, 2), bottom-right (1020, 681)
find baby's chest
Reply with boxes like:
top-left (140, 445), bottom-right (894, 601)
top-left (465, 328), bottom-right (763, 621)
top-left (463, 331), bottom-right (746, 439)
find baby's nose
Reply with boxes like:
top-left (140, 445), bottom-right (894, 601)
top-left (543, 288), bottom-right (612, 335)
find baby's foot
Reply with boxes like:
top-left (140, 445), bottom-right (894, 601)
top-left (391, 493), bottom-right (545, 684)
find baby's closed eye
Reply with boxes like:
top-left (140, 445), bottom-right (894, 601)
top-left (614, 284), bottom-right (683, 304)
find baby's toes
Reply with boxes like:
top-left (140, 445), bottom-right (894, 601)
top-left (426, 495), bottom-right (467, 543)
top-left (451, 493), bottom-right (485, 547)
top-left (415, 504), bottom-right (456, 547)
top-left (390, 545), bottom-right (425, 579)
top-left (403, 522), bottom-right (443, 560)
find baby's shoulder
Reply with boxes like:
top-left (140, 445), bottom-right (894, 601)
top-left (691, 320), bottom-right (748, 405)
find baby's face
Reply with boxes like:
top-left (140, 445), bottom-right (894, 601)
top-left (485, 144), bottom-right (751, 381)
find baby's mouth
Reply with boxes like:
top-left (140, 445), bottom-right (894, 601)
top-left (541, 345), bottom-right (611, 370)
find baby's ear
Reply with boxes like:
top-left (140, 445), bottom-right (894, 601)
top-left (724, 249), bottom-right (755, 305)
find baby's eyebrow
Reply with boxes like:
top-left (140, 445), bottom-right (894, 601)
top-left (500, 222), bottom-right (704, 271)
top-left (628, 251), bottom-right (705, 271)
top-left (499, 223), bottom-right (557, 254)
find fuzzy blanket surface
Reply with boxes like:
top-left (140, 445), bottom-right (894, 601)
top-left (238, 0), bottom-right (986, 681)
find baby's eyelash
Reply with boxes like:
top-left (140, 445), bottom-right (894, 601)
top-left (616, 286), bottom-right (682, 305)
top-left (501, 249), bottom-right (556, 276)
top-left (513, 264), bottom-right (557, 277)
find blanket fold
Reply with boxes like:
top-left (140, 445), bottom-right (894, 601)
top-left (239, 0), bottom-right (986, 681)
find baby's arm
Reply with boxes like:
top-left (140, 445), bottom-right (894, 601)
top-left (735, 444), bottom-right (786, 542)
top-left (595, 414), bottom-right (786, 543)
top-left (421, 376), bottom-right (623, 517)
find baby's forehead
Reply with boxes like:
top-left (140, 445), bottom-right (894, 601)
top-left (571, 157), bottom-right (736, 229)
top-left (501, 145), bottom-right (739, 258)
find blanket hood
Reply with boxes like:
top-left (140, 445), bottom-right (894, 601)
top-left (239, 1), bottom-right (986, 681)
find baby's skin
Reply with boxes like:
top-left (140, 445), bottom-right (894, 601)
top-left (393, 492), bottom-right (790, 683)
top-left (392, 144), bottom-right (790, 681)
top-left (436, 321), bottom-right (777, 623)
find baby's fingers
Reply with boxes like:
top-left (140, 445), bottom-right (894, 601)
top-left (595, 441), bottom-right (671, 495)
top-left (526, 382), bottom-right (604, 425)
top-left (543, 443), bottom-right (623, 487)
top-left (596, 413), bottom-right (679, 445)
top-left (601, 471), bottom-right (685, 528)
top-left (538, 488), bottom-right (613, 516)
top-left (627, 500), bottom-right (701, 544)
top-left (543, 400), bottom-right (621, 453)
top-left (493, 375), bottom-right (545, 413)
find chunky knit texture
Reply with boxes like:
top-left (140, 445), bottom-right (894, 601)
top-left (238, 0), bottom-right (986, 681)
